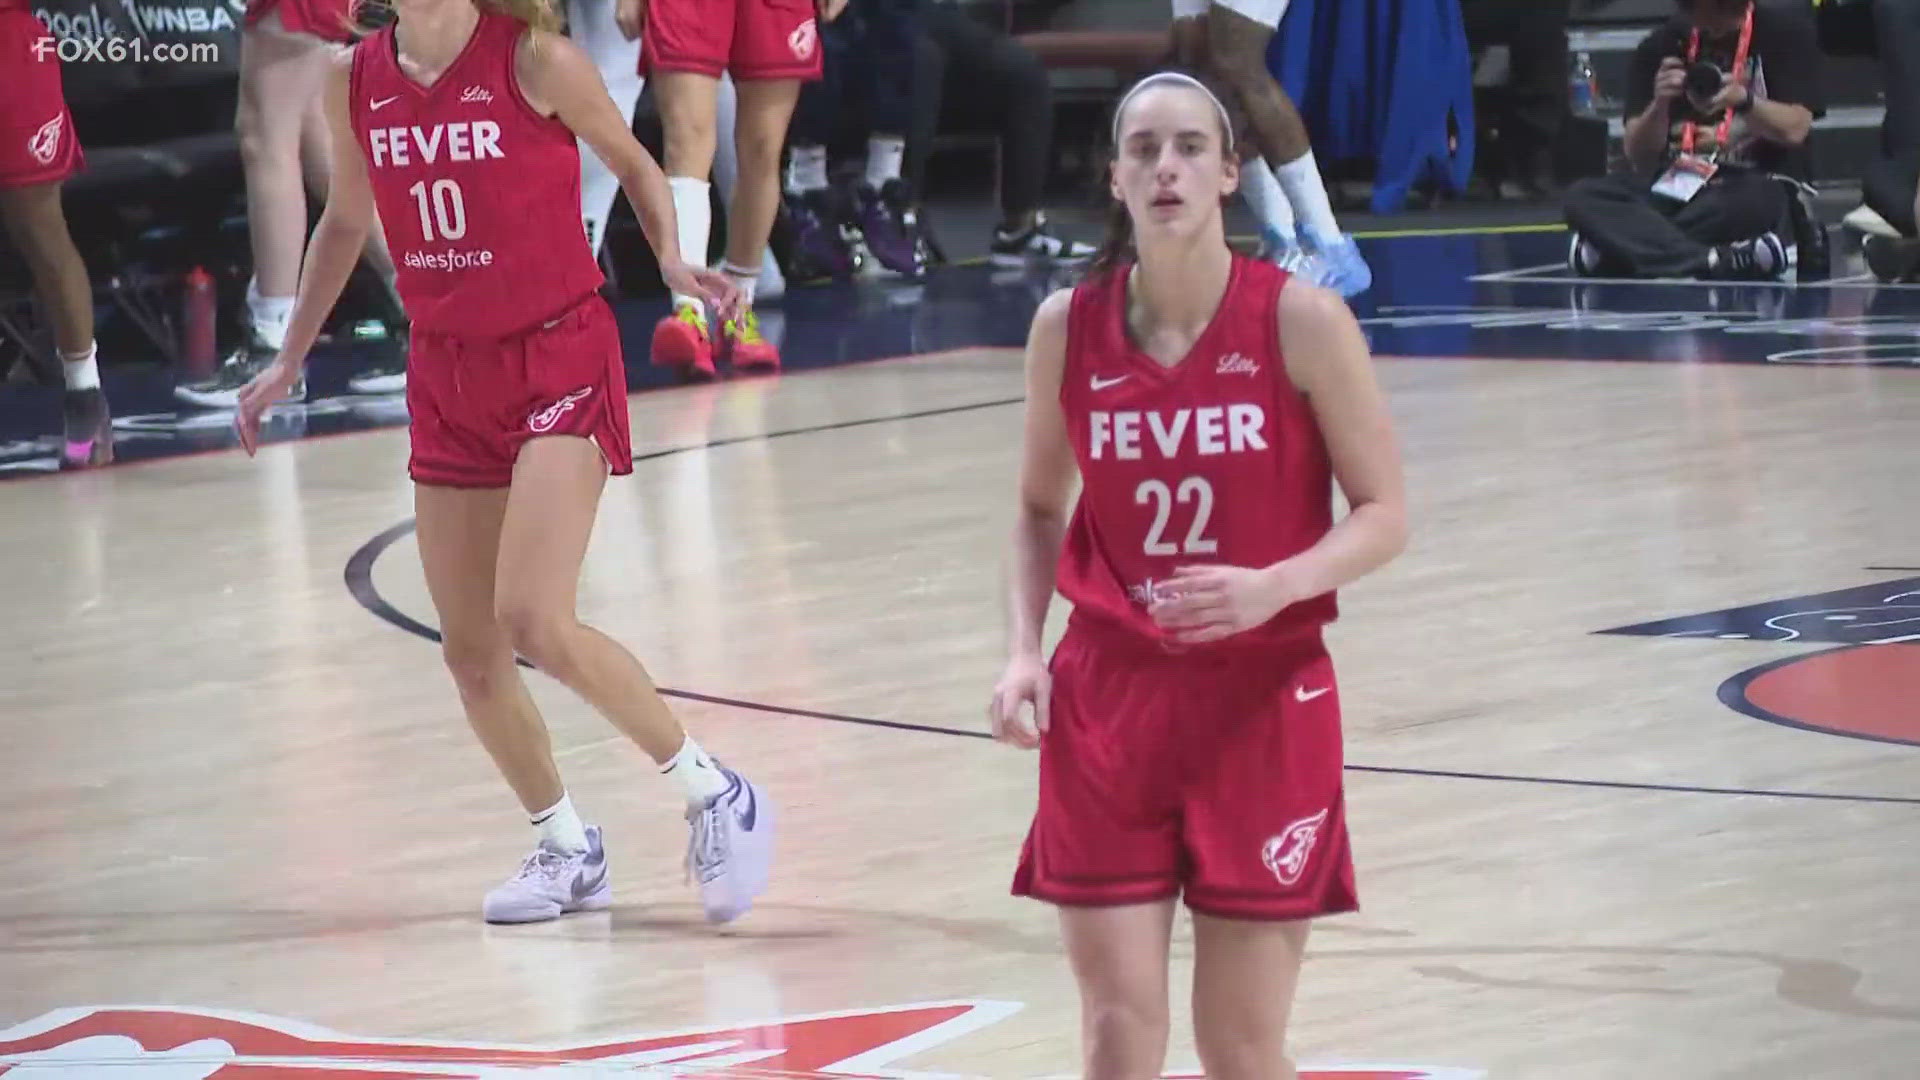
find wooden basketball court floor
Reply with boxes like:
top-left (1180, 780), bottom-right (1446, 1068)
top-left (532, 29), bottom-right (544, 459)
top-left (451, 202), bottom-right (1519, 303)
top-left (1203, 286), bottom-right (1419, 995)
top-left (3, 230), bottom-right (1919, 1078)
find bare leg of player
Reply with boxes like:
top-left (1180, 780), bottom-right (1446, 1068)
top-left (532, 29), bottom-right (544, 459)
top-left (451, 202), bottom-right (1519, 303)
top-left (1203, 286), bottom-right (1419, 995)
top-left (1059, 901), bottom-right (1178, 1080)
top-left (712, 76), bottom-right (796, 370)
top-left (175, 11), bottom-right (337, 407)
top-left (1191, 914), bottom-right (1311, 1080)
top-left (713, 73), bottom-right (785, 300)
top-left (416, 484), bottom-right (565, 813)
top-left (494, 435), bottom-right (773, 924)
top-left (649, 71), bottom-right (723, 378)
top-left (1202, 4), bottom-right (1370, 296)
top-left (0, 180), bottom-right (110, 468)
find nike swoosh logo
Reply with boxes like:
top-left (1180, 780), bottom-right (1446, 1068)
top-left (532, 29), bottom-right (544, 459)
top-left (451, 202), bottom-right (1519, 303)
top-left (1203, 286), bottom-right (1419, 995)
top-left (1090, 375), bottom-right (1129, 391)
top-left (1295, 685), bottom-right (1331, 702)
top-left (732, 776), bottom-right (757, 831)
top-left (372, 95), bottom-right (401, 110)
top-left (572, 860), bottom-right (607, 902)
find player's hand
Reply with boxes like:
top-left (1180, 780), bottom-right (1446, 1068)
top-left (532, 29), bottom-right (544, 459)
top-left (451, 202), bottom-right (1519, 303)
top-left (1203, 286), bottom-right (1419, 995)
top-left (816, 0), bottom-right (848, 22)
top-left (660, 259), bottom-right (742, 322)
top-left (1653, 57), bottom-right (1687, 103)
top-left (616, 0), bottom-right (643, 40)
top-left (1148, 561), bottom-right (1310, 645)
top-left (989, 653), bottom-right (1050, 750)
top-left (233, 357), bottom-right (303, 457)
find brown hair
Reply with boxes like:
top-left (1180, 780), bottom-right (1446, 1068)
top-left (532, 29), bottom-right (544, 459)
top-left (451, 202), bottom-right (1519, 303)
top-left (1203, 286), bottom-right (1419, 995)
top-left (1084, 66), bottom-right (1246, 282)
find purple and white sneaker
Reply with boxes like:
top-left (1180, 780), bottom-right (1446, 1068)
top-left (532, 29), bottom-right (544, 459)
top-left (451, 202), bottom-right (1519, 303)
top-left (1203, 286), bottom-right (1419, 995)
top-left (483, 825), bottom-right (611, 924)
top-left (685, 767), bottom-right (773, 924)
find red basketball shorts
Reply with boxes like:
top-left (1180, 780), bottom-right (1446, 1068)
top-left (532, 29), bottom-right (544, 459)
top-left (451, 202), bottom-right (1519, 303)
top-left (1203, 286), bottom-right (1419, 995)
top-left (0, 10), bottom-right (84, 190)
top-left (1012, 620), bottom-right (1358, 922)
top-left (405, 293), bottom-right (635, 489)
top-left (244, 0), bottom-right (357, 44)
top-left (641, 0), bottom-right (822, 80)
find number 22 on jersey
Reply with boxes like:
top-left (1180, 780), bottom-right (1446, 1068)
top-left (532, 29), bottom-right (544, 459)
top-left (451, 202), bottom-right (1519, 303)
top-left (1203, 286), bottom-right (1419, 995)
top-left (1137, 476), bottom-right (1217, 556)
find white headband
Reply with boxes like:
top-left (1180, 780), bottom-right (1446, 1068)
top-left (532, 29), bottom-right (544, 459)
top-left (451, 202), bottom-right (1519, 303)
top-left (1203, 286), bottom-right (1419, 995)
top-left (1111, 71), bottom-right (1235, 155)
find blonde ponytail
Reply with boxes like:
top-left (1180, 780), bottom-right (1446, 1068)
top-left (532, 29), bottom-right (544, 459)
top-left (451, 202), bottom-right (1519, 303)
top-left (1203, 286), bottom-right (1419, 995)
top-left (480, 0), bottom-right (563, 33)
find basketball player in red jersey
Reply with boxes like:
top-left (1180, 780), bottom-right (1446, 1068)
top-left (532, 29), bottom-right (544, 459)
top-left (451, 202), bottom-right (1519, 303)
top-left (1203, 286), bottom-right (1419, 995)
top-left (991, 70), bottom-right (1408, 1078)
top-left (620, 0), bottom-right (847, 378)
top-left (231, 0), bottom-right (778, 927)
top-left (0, 0), bottom-right (113, 467)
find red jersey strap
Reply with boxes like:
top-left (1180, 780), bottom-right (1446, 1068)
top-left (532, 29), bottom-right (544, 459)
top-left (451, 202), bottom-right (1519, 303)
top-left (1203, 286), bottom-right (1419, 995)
top-left (1679, 4), bottom-right (1755, 160)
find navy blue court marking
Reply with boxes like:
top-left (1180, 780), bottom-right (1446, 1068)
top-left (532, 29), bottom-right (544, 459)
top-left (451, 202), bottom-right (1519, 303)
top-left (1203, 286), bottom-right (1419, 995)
top-left (342, 398), bottom-right (1920, 810)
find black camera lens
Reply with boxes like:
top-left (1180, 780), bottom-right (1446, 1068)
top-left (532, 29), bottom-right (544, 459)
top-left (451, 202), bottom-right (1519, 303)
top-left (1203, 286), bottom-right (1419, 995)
top-left (1685, 62), bottom-right (1724, 99)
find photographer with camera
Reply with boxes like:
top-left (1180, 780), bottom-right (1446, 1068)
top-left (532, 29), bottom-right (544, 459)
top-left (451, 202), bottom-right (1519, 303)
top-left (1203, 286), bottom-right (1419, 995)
top-left (1562, 0), bottom-right (1821, 280)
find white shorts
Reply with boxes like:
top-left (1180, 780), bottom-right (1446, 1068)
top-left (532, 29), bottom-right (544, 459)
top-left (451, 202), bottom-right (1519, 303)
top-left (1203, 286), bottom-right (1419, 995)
top-left (1171, 0), bottom-right (1291, 29)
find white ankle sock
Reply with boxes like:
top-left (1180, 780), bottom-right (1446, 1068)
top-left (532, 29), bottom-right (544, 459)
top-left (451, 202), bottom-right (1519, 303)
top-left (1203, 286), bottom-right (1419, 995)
top-left (787, 144), bottom-right (829, 194)
top-left (1240, 157), bottom-right (1296, 246)
top-left (246, 278), bottom-right (294, 350)
top-left (721, 261), bottom-right (759, 308)
top-left (530, 792), bottom-right (590, 854)
top-left (662, 736), bottom-right (730, 803)
top-left (668, 176), bottom-right (712, 311)
top-left (61, 342), bottom-right (99, 391)
top-left (865, 136), bottom-right (904, 189)
top-left (1273, 150), bottom-right (1340, 239)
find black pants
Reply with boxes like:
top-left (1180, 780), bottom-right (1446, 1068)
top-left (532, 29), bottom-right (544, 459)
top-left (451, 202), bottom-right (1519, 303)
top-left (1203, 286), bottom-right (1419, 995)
top-left (1874, 0), bottom-right (1920, 158)
top-left (905, 5), bottom-right (1052, 223)
top-left (790, 0), bottom-right (923, 146)
top-left (1863, 149), bottom-right (1920, 237)
top-left (1562, 170), bottom-right (1788, 277)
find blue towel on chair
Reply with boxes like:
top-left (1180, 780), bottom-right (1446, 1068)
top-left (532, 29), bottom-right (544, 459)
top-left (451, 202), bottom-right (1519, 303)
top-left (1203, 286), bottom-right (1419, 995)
top-left (1269, 0), bottom-right (1475, 214)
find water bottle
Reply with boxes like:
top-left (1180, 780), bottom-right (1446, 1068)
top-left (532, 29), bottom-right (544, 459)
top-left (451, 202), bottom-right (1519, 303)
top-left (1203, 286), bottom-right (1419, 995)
top-left (182, 266), bottom-right (216, 379)
top-left (1570, 51), bottom-right (1598, 116)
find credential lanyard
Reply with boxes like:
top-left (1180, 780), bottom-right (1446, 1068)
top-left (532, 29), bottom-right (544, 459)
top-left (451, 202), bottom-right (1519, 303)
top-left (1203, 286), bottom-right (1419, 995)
top-left (1680, 5), bottom-right (1755, 160)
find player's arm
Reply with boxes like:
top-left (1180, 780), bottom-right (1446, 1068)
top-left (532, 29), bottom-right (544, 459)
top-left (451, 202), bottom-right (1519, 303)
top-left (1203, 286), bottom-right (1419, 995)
top-left (517, 33), bottom-right (674, 261)
top-left (281, 52), bottom-right (378, 374)
top-left (1273, 278), bottom-right (1409, 597)
top-left (236, 51), bottom-right (378, 453)
top-left (1148, 280), bottom-right (1407, 644)
top-left (1004, 288), bottom-right (1078, 663)
top-left (992, 288), bottom-right (1077, 747)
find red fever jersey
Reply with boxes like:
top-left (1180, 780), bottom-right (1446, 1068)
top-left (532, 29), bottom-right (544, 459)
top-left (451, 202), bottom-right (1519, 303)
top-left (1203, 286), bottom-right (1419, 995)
top-left (348, 11), bottom-right (604, 340)
top-left (1055, 254), bottom-right (1339, 651)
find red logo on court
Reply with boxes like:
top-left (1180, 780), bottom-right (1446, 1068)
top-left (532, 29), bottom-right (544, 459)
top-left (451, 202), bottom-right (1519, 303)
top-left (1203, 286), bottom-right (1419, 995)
top-left (0, 1000), bottom-right (1020, 1077)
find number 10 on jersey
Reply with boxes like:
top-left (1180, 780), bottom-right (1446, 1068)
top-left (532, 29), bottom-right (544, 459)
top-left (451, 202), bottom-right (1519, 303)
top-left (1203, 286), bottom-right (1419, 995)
top-left (1137, 476), bottom-right (1217, 555)
top-left (408, 179), bottom-right (467, 241)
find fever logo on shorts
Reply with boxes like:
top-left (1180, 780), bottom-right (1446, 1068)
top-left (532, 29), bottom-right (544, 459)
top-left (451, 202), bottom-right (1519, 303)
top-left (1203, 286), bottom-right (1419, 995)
top-left (527, 386), bottom-right (593, 434)
top-left (29, 115), bottom-right (64, 166)
top-left (0, 1000), bottom-right (1022, 1077)
top-left (1261, 807), bottom-right (1329, 887)
top-left (788, 18), bottom-right (817, 60)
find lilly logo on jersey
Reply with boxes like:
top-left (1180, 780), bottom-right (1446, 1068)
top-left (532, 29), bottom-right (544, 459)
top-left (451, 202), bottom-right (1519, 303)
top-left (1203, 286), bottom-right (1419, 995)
top-left (1088, 405), bottom-right (1268, 461)
top-left (366, 121), bottom-right (504, 168)
top-left (459, 85), bottom-right (494, 104)
top-left (1216, 351), bottom-right (1259, 375)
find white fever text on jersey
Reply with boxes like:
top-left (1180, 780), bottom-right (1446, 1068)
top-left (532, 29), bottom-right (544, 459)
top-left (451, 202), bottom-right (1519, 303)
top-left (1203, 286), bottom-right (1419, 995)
top-left (1087, 404), bottom-right (1269, 461)
top-left (366, 121), bottom-right (505, 169)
